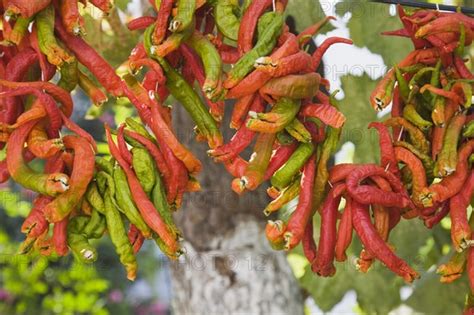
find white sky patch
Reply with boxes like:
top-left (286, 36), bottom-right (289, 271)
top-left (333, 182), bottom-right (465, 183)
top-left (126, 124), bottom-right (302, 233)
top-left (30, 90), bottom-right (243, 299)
top-left (314, 3), bottom-right (387, 99)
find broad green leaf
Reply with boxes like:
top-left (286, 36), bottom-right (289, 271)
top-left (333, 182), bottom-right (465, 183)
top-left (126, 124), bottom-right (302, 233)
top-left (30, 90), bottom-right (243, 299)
top-left (336, 1), bottom-right (411, 65)
top-left (406, 272), bottom-right (467, 313)
top-left (285, 0), bottom-right (333, 34)
top-left (299, 263), bottom-right (353, 311)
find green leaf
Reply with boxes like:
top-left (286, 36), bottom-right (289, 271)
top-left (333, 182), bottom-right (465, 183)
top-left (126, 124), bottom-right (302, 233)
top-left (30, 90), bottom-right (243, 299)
top-left (338, 74), bottom-right (380, 164)
top-left (299, 263), bottom-right (353, 311)
top-left (335, 1), bottom-right (412, 65)
top-left (115, 0), bottom-right (129, 12)
top-left (285, 0), bottom-right (333, 34)
top-left (406, 272), bottom-right (467, 313)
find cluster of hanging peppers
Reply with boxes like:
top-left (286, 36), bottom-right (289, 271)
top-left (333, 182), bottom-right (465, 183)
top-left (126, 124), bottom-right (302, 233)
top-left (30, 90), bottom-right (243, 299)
top-left (0, 0), bottom-right (193, 280)
top-left (3, 0), bottom-right (474, 308)
top-left (358, 6), bottom-right (474, 311)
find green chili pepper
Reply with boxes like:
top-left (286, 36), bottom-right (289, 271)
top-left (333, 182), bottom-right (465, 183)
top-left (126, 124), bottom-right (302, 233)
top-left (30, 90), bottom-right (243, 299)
top-left (36, 5), bottom-right (74, 67)
top-left (8, 16), bottom-right (31, 45)
top-left (86, 182), bottom-right (105, 213)
top-left (96, 171), bottom-right (116, 197)
top-left (463, 120), bottom-right (474, 138)
top-left (276, 130), bottom-right (296, 146)
top-left (67, 216), bottom-right (98, 264)
top-left (271, 143), bottom-right (315, 190)
top-left (394, 65), bottom-right (409, 102)
top-left (312, 96), bottom-right (342, 210)
top-left (403, 102), bottom-right (433, 130)
top-left (95, 156), bottom-right (115, 175)
top-left (435, 112), bottom-right (467, 177)
top-left (285, 119), bottom-right (312, 143)
top-left (432, 96), bottom-right (446, 127)
top-left (430, 60), bottom-right (442, 88)
top-left (82, 209), bottom-right (106, 239)
top-left (155, 57), bottom-right (222, 148)
top-left (246, 97), bottom-right (301, 133)
top-left (57, 59), bottom-right (79, 92)
top-left (257, 11), bottom-right (277, 40)
top-left (225, 12), bottom-right (284, 88)
top-left (131, 147), bottom-right (156, 195)
top-left (214, 0), bottom-right (240, 41)
top-left (125, 118), bottom-right (155, 142)
top-left (103, 187), bottom-right (138, 281)
top-left (151, 169), bottom-right (180, 237)
top-left (455, 22), bottom-right (466, 56)
top-left (186, 31), bottom-right (223, 101)
top-left (169, 0), bottom-right (196, 33)
top-left (113, 167), bottom-right (152, 238)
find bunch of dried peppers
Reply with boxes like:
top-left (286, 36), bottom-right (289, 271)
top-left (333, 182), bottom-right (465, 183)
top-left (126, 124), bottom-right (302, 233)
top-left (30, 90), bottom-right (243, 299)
top-left (1, 0), bottom-right (474, 308)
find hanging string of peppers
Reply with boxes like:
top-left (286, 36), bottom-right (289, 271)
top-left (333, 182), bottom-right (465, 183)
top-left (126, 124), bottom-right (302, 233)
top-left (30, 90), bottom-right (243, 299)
top-left (1, 0), bottom-right (474, 308)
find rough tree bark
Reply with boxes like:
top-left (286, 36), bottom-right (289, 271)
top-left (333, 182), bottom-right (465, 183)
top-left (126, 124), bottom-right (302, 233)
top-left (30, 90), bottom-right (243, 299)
top-left (170, 105), bottom-right (304, 314)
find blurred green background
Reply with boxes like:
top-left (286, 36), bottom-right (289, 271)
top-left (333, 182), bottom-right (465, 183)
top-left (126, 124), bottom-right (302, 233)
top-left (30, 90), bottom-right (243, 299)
top-left (0, 0), bottom-right (472, 314)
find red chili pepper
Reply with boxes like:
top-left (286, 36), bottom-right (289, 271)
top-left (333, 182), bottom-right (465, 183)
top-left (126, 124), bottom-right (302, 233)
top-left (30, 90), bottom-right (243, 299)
top-left (352, 200), bottom-right (420, 282)
top-left (0, 79), bottom-right (73, 118)
top-left (231, 94), bottom-right (257, 129)
top-left (1, 48), bottom-right (37, 125)
top-left (265, 220), bottom-right (287, 250)
top-left (7, 120), bottom-right (69, 197)
top-left (423, 140), bottom-right (474, 206)
top-left (302, 103), bottom-right (346, 129)
top-left (296, 16), bottom-right (335, 46)
top-left (302, 220), bottom-right (317, 264)
top-left (117, 124), bottom-right (133, 165)
top-left (311, 37), bottom-right (353, 71)
top-left (152, 0), bottom-right (173, 45)
top-left (329, 163), bottom-right (359, 184)
top-left (454, 56), bottom-right (474, 80)
top-left (335, 195), bottom-right (353, 262)
top-left (450, 171), bottom-right (474, 252)
top-left (369, 122), bottom-right (400, 177)
top-left (424, 201), bottom-right (449, 229)
top-left (53, 217), bottom-right (69, 256)
top-left (89, 0), bottom-right (113, 13)
top-left (129, 58), bottom-right (166, 86)
top-left (6, 0), bottom-right (51, 18)
top-left (43, 136), bottom-right (95, 222)
top-left (60, 112), bottom-right (97, 152)
top-left (128, 224), bottom-right (145, 254)
top-left (226, 34), bottom-right (300, 99)
top-left (127, 16), bottom-right (155, 31)
top-left (26, 121), bottom-right (63, 158)
top-left (284, 154), bottom-right (316, 250)
top-left (254, 51), bottom-right (314, 78)
top-left (59, 0), bottom-right (85, 35)
top-left (346, 164), bottom-right (412, 208)
top-left (237, 0), bottom-right (273, 53)
top-left (0, 88), bottom-right (62, 133)
top-left (312, 184), bottom-right (343, 276)
top-left (55, 19), bottom-right (123, 97)
top-left (21, 195), bottom-right (51, 239)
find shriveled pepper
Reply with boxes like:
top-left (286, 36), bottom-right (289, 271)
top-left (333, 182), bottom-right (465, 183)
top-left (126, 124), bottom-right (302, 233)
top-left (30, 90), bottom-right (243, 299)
top-left (7, 121), bottom-right (69, 197)
top-left (246, 97), bottom-right (301, 133)
top-left (43, 136), bottom-right (95, 222)
top-left (284, 154), bottom-right (316, 250)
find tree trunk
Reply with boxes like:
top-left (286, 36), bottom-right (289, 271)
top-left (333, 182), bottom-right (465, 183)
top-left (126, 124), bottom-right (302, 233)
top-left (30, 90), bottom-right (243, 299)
top-left (170, 106), bottom-right (303, 314)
